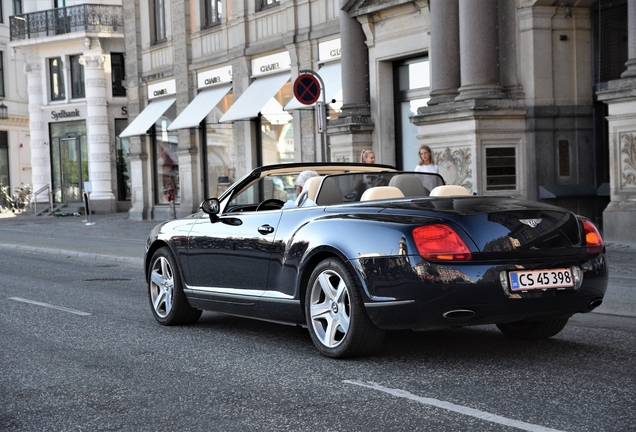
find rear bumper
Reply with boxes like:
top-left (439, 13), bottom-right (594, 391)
top-left (353, 253), bottom-right (608, 330)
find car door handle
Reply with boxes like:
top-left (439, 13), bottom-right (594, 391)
top-left (258, 224), bottom-right (275, 235)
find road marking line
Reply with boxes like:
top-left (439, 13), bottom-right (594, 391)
top-left (9, 297), bottom-right (92, 316)
top-left (344, 380), bottom-right (565, 432)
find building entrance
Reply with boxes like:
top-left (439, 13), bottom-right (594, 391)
top-left (50, 121), bottom-right (87, 203)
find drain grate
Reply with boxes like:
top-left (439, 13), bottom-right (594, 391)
top-left (85, 278), bottom-right (133, 282)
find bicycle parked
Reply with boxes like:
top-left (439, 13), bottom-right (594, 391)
top-left (0, 186), bottom-right (13, 211)
top-left (0, 184), bottom-right (33, 213)
top-left (13, 184), bottom-right (33, 212)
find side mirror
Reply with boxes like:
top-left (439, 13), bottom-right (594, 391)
top-left (201, 198), bottom-right (220, 222)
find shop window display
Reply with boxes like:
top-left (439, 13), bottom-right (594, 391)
top-left (153, 104), bottom-right (179, 204)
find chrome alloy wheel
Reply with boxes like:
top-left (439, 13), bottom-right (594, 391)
top-left (150, 256), bottom-right (174, 319)
top-left (308, 269), bottom-right (351, 348)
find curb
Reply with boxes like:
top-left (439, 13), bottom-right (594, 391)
top-left (0, 243), bottom-right (144, 269)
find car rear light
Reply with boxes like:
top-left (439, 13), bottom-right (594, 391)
top-left (412, 224), bottom-right (472, 261)
top-left (581, 217), bottom-right (604, 254)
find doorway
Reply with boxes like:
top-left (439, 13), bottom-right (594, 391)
top-left (51, 135), bottom-right (88, 202)
top-left (50, 120), bottom-right (88, 203)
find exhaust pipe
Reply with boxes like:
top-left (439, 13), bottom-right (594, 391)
top-left (588, 298), bottom-right (603, 310)
top-left (442, 309), bottom-right (476, 320)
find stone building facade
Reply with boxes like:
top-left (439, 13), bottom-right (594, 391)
top-left (121, 0), bottom-right (342, 220)
top-left (10, 0), bottom-right (636, 241)
top-left (0, 0), bottom-right (30, 206)
top-left (9, 1), bottom-right (128, 214)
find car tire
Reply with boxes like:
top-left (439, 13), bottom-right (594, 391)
top-left (496, 317), bottom-right (569, 340)
top-left (305, 258), bottom-right (385, 358)
top-left (148, 246), bottom-right (202, 326)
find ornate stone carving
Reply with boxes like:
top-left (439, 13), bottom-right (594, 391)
top-left (88, 134), bottom-right (111, 144)
top-left (24, 62), bottom-right (41, 74)
top-left (89, 152), bottom-right (113, 162)
top-left (435, 147), bottom-right (473, 190)
top-left (620, 132), bottom-right (636, 188)
top-left (86, 97), bottom-right (108, 106)
top-left (87, 116), bottom-right (110, 125)
top-left (80, 55), bottom-right (105, 68)
top-left (91, 172), bottom-right (112, 180)
top-left (85, 78), bottom-right (107, 87)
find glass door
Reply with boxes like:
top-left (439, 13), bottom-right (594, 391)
top-left (52, 135), bottom-right (88, 202)
top-left (394, 57), bottom-right (430, 170)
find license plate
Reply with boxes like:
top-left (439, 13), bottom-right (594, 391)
top-left (509, 268), bottom-right (574, 291)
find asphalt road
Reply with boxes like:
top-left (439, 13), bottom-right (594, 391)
top-left (1, 250), bottom-right (635, 431)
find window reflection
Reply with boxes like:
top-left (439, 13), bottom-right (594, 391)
top-left (260, 80), bottom-right (293, 165)
top-left (154, 104), bottom-right (178, 204)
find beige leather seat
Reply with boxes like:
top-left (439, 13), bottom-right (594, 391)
top-left (389, 174), bottom-right (430, 197)
top-left (360, 186), bottom-right (405, 201)
top-left (429, 185), bottom-right (470, 196)
top-left (315, 176), bottom-right (343, 205)
top-left (302, 175), bottom-right (323, 202)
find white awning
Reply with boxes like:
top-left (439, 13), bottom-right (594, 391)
top-left (119, 98), bottom-right (176, 138)
top-left (219, 73), bottom-right (291, 123)
top-left (284, 62), bottom-right (342, 110)
top-left (167, 85), bottom-right (232, 131)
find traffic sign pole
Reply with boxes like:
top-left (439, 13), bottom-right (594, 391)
top-left (298, 69), bottom-right (328, 162)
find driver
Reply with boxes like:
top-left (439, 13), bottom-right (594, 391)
top-left (282, 170), bottom-right (319, 209)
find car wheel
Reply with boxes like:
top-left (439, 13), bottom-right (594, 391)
top-left (305, 258), bottom-right (385, 358)
top-left (496, 318), bottom-right (569, 340)
top-left (148, 247), bottom-right (202, 326)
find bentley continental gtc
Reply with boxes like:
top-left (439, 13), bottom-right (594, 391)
top-left (145, 163), bottom-right (608, 358)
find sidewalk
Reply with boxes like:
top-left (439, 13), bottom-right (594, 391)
top-left (0, 209), bottom-right (161, 268)
top-left (1, 207), bottom-right (635, 274)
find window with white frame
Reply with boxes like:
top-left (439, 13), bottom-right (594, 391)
top-left (0, 132), bottom-right (8, 189)
top-left (111, 53), bottom-right (126, 97)
top-left (70, 55), bottom-right (85, 99)
top-left (0, 53), bottom-right (4, 98)
top-left (485, 147), bottom-right (517, 191)
top-left (259, 0), bottom-right (279, 11)
top-left (49, 57), bottom-right (66, 101)
top-left (153, 0), bottom-right (167, 44)
top-left (394, 56), bottom-right (430, 170)
top-left (205, 0), bottom-right (222, 27)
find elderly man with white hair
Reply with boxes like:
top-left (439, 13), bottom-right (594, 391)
top-left (282, 170), bottom-right (319, 209)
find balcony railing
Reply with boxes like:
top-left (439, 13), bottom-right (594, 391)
top-left (10, 4), bottom-right (123, 42)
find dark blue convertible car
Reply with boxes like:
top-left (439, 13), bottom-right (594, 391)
top-left (145, 163), bottom-right (608, 358)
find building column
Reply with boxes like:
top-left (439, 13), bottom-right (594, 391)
top-left (82, 49), bottom-right (116, 213)
top-left (622, 0), bottom-right (636, 78)
top-left (598, 0), bottom-right (636, 244)
top-left (428, 0), bottom-right (460, 105)
top-left (164, 0), bottom-right (198, 217)
top-left (327, 0), bottom-right (373, 162)
top-left (339, 2), bottom-right (369, 113)
top-left (456, 0), bottom-right (503, 101)
top-left (123, 0), bottom-right (150, 220)
top-left (24, 60), bottom-right (49, 204)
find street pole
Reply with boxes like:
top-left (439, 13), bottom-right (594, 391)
top-left (299, 69), bottom-right (328, 162)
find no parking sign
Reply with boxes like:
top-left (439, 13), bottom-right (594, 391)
top-left (293, 74), bottom-right (321, 105)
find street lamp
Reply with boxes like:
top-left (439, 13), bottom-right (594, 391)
top-left (0, 100), bottom-right (8, 120)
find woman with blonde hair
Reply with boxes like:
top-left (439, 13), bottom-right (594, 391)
top-left (414, 145), bottom-right (438, 174)
top-left (360, 149), bottom-right (376, 164)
